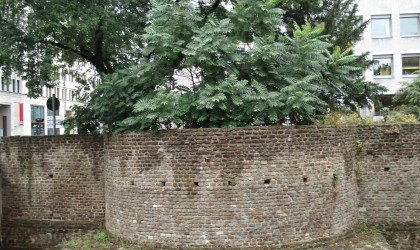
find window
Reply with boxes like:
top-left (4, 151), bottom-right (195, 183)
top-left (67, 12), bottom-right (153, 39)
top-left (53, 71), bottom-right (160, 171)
top-left (4, 78), bottom-right (10, 91)
top-left (66, 110), bottom-right (72, 118)
top-left (48, 128), bottom-right (60, 135)
top-left (1, 77), bottom-right (5, 91)
top-left (373, 56), bottom-right (393, 77)
top-left (47, 108), bottom-right (59, 116)
top-left (400, 14), bottom-right (419, 36)
top-left (70, 90), bottom-right (75, 101)
top-left (31, 105), bottom-right (44, 121)
top-left (55, 87), bottom-right (60, 99)
top-left (402, 55), bottom-right (420, 75)
top-left (31, 105), bottom-right (45, 136)
top-left (372, 15), bottom-right (392, 38)
top-left (17, 80), bottom-right (20, 93)
top-left (12, 79), bottom-right (16, 92)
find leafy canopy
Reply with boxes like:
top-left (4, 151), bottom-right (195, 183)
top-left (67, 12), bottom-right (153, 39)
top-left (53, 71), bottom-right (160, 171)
top-left (108, 0), bottom-right (384, 131)
top-left (393, 71), bottom-right (420, 120)
top-left (0, 0), bottom-right (150, 96)
top-left (0, 0), bottom-right (386, 132)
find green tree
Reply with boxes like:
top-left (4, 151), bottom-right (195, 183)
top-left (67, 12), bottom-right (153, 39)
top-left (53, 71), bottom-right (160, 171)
top-left (1, 0), bottom-right (386, 133)
top-left (115, 1), bottom-right (385, 131)
top-left (0, 0), bottom-right (150, 96)
top-left (277, 0), bottom-right (385, 110)
top-left (278, 0), bottom-right (367, 50)
top-left (393, 72), bottom-right (420, 120)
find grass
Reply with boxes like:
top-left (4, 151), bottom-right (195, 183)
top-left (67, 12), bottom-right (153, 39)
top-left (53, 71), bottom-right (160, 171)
top-left (59, 229), bottom-right (140, 250)
top-left (59, 222), bottom-right (389, 250)
top-left (349, 220), bottom-right (386, 248)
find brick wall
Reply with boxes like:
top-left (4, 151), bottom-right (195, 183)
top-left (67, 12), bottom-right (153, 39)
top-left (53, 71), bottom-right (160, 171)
top-left (0, 135), bottom-right (105, 248)
top-left (0, 124), bottom-right (419, 248)
top-left (103, 126), bottom-right (360, 247)
top-left (357, 124), bottom-right (420, 224)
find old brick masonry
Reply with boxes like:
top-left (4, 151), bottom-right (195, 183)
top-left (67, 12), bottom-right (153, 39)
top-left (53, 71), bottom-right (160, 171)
top-left (0, 124), bottom-right (419, 248)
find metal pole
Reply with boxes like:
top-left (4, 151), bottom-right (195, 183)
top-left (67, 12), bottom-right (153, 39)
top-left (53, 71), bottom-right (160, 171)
top-left (52, 94), bottom-right (56, 135)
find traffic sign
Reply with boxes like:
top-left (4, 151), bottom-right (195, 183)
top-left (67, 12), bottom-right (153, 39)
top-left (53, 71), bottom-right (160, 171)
top-left (47, 97), bottom-right (60, 111)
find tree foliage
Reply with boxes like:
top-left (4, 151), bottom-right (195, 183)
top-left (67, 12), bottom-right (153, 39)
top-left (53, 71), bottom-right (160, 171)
top-left (114, 0), bottom-right (385, 131)
top-left (0, 0), bottom-right (386, 133)
top-left (0, 0), bottom-right (150, 96)
top-left (278, 0), bottom-right (368, 50)
top-left (393, 72), bottom-right (420, 120)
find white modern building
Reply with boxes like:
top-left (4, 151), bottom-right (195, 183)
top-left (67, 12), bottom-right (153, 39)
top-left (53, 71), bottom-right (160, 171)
top-left (0, 70), bottom-right (89, 137)
top-left (354, 0), bottom-right (420, 111)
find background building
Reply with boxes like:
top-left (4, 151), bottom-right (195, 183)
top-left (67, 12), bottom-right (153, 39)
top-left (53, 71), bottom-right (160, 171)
top-left (355, 0), bottom-right (420, 114)
top-left (0, 70), bottom-right (89, 137)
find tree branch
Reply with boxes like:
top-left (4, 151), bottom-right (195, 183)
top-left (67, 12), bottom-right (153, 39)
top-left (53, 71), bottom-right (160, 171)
top-left (44, 40), bottom-right (85, 57)
top-left (203, 0), bottom-right (222, 20)
top-left (93, 19), bottom-right (109, 74)
top-left (43, 40), bottom-right (111, 75)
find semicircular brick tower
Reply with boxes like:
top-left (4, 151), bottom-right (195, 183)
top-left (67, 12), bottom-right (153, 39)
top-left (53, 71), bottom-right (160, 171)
top-left (103, 126), bottom-right (359, 247)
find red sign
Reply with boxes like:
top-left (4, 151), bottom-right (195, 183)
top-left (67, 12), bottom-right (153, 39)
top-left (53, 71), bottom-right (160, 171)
top-left (19, 104), bottom-right (24, 125)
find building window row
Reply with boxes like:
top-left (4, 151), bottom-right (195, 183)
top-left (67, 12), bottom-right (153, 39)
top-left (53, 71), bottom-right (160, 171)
top-left (42, 86), bottom-right (78, 101)
top-left (1, 77), bottom-right (21, 93)
top-left (373, 54), bottom-right (420, 77)
top-left (61, 74), bottom-right (74, 84)
top-left (371, 13), bottom-right (419, 38)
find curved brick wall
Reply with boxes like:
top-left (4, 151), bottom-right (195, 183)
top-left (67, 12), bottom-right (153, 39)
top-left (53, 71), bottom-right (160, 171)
top-left (104, 126), bottom-right (359, 247)
top-left (0, 135), bottom-right (105, 248)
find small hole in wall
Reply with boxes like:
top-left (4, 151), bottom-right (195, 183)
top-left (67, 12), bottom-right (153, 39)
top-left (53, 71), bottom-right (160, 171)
top-left (48, 174), bottom-right (53, 178)
top-left (194, 182), bottom-right (199, 187)
top-left (161, 181), bottom-right (166, 186)
top-left (228, 181), bottom-right (235, 186)
top-left (384, 167), bottom-right (390, 172)
top-left (303, 177), bottom-right (308, 182)
top-left (264, 179), bottom-right (271, 184)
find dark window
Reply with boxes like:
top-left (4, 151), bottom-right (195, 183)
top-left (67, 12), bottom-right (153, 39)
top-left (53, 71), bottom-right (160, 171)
top-left (48, 128), bottom-right (60, 135)
top-left (31, 106), bottom-right (44, 121)
top-left (402, 55), bottom-right (420, 75)
top-left (48, 108), bottom-right (59, 116)
top-left (31, 105), bottom-right (45, 136)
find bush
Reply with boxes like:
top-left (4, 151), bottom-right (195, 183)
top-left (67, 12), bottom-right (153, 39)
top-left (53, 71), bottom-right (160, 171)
top-left (315, 111), bottom-right (363, 125)
top-left (315, 110), bottom-right (418, 125)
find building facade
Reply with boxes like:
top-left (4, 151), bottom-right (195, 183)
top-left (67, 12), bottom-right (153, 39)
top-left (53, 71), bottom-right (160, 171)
top-left (0, 71), bottom-right (86, 137)
top-left (355, 0), bottom-right (420, 110)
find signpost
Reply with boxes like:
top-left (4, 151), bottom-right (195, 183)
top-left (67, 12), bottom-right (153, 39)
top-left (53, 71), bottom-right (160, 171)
top-left (47, 94), bottom-right (60, 135)
top-left (47, 116), bottom-right (64, 129)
